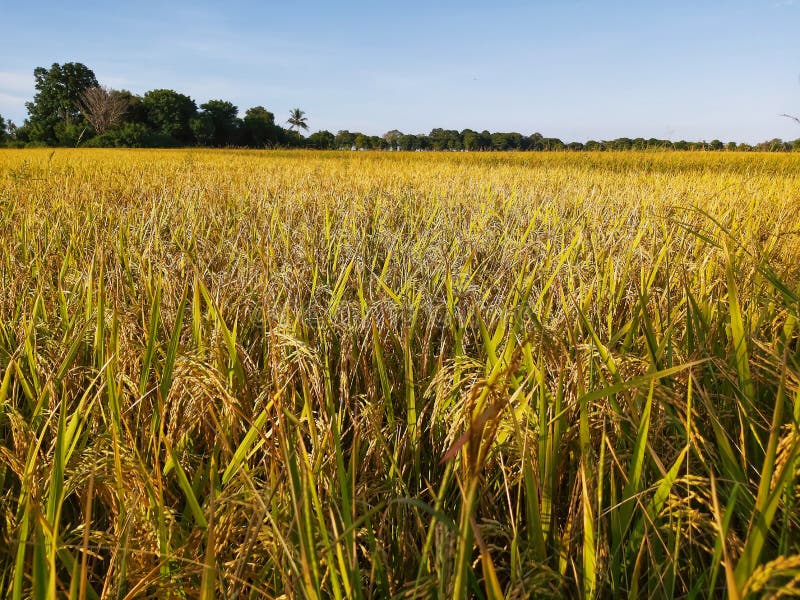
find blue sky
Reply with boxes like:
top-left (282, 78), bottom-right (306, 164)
top-left (1, 0), bottom-right (798, 142)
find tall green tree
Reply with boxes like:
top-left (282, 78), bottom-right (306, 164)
top-left (306, 130), bottom-right (335, 149)
top-left (25, 62), bottom-right (98, 144)
top-left (369, 135), bottom-right (386, 150)
top-left (429, 128), bottom-right (462, 150)
top-left (242, 106), bottom-right (280, 147)
top-left (334, 130), bottom-right (355, 149)
top-left (280, 129), bottom-right (305, 147)
top-left (398, 134), bottom-right (418, 151)
top-left (461, 129), bottom-right (479, 151)
top-left (383, 129), bottom-right (403, 150)
top-left (287, 108), bottom-right (308, 133)
top-left (141, 89), bottom-right (198, 144)
top-left (192, 100), bottom-right (240, 146)
top-left (0, 114), bottom-right (7, 144)
top-left (114, 90), bottom-right (148, 125)
top-left (528, 132), bottom-right (545, 151)
top-left (353, 133), bottom-right (369, 149)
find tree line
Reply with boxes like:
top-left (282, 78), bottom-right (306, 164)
top-left (1, 62), bottom-right (799, 152)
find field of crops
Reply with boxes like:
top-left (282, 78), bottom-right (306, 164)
top-left (1, 149), bottom-right (800, 598)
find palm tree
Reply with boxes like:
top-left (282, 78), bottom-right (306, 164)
top-left (287, 108), bottom-right (309, 133)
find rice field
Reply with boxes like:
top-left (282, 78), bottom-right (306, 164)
top-left (1, 148), bottom-right (800, 598)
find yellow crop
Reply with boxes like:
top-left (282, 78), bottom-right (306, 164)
top-left (1, 148), bottom-right (800, 598)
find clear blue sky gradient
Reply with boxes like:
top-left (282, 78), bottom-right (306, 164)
top-left (1, 0), bottom-right (798, 142)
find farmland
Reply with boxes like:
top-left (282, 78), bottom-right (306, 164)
top-left (1, 149), bottom-right (800, 598)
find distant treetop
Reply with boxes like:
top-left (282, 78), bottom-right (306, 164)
top-left (3, 61), bottom-right (799, 152)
